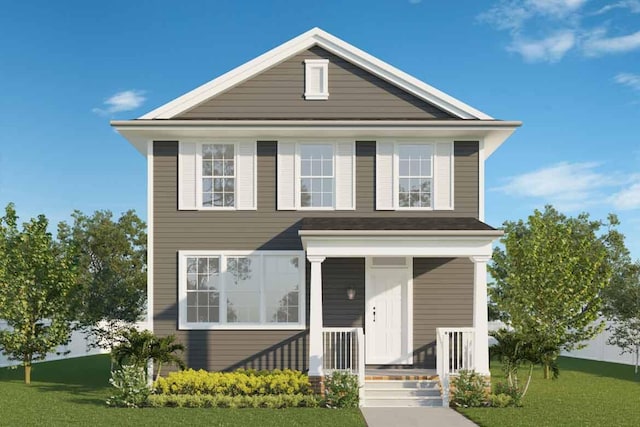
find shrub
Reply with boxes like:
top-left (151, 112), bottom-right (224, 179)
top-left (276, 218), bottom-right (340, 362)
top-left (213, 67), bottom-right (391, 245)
top-left (488, 393), bottom-right (514, 408)
top-left (146, 393), bottom-right (320, 408)
top-left (493, 381), bottom-right (523, 407)
top-left (450, 370), bottom-right (488, 408)
top-left (154, 368), bottom-right (312, 396)
top-left (323, 371), bottom-right (360, 408)
top-left (106, 365), bottom-right (151, 408)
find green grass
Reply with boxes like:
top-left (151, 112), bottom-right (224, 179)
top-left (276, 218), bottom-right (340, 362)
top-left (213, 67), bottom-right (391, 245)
top-left (0, 356), bottom-right (365, 427)
top-left (459, 357), bottom-right (640, 427)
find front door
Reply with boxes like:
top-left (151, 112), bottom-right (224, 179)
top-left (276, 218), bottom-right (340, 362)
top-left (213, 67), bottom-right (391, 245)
top-left (366, 265), bottom-right (407, 364)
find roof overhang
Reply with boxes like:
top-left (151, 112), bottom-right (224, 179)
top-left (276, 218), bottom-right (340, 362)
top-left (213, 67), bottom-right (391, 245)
top-left (139, 28), bottom-right (496, 121)
top-left (111, 119), bottom-right (521, 158)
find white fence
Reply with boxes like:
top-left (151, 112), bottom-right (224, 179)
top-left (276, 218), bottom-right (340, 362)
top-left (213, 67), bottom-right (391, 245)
top-left (562, 320), bottom-right (635, 366)
top-left (322, 327), bottom-right (365, 405)
top-left (436, 327), bottom-right (475, 407)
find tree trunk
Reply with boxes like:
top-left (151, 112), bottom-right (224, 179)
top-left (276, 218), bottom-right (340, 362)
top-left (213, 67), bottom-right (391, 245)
top-left (522, 364), bottom-right (534, 399)
top-left (24, 362), bottom-right (32, 385)
top-left (635, 346), bottom-right (638, 376)
top-left (155, 362), bottom-right (163, 382)
top-left (543, 363), bottom-right (550, 379)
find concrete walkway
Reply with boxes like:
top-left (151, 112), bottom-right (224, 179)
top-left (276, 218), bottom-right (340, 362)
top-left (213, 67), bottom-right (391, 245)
top-left (361, 407), bottom-right (478, 427)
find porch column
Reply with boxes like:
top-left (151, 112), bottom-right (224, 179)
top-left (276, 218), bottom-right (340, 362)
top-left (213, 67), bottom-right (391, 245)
top-left (308, 256), bottom-right (326, 378)
top-left (470, 255), bottom-right (491, 375)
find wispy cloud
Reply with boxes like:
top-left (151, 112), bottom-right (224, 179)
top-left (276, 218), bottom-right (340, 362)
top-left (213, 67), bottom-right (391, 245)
top-left (610, 179), bottom-right (640, 210)
top-left (592, 0), bottom-right (640, 15)
top-left (508, 31), bottom-right (576, 62)
top-left (583, 29), bottom-right (640, 56)
top-left (493, 162), bottom-right (620, 211)
top-left (93, 90), bottom-right (146, 116)
top-left (614, 72), bottom-right (640, 91)
top-left (479, 0), bottom-right (586, 32)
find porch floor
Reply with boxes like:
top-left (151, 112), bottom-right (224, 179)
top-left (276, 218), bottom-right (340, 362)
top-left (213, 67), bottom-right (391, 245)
top-left (364, 368), bottom-right (438, 381)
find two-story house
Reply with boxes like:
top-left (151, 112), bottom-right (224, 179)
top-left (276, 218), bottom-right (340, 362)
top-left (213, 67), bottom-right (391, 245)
top-left (113, 28), bottom-right (520, 407)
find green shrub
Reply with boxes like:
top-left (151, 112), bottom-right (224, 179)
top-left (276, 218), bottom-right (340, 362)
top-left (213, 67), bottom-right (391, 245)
top-left (488, 393), bottom-right (514, 408)
top-left (147, 393), bottom-right (320, 408)
top-left (493, 381), bottom-right (523, 407)
top-left (323, 371), bottom-right (360, 408)
top-left (450, 370), bottom-right (488, 408)
top-left (106, 365), bottom-right (150, 408)
top-left (154, 368), bottom-right (312, 396)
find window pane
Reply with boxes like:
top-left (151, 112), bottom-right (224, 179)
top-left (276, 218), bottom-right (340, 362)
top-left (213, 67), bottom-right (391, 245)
top-left (399, 178), bottom-right (409, 193)
top-left (265, 256), bottom-right (300, 323)
top-left (224, 193), bottom-right (235, 207)
top-left (203, 161), bottom-right (213, 176)
top-left (213, 160), bottom-right (224, 176)
top-left (311, 159), bottom-right (322, 176)
top-left (226, 256), bottom-right (260, 323)
top-left (187, 292), bottom-right (197, 306)
top-left (322, 159), bottom-right (333, 176)
top-left (213, 194), bottom-right (223, 207)
top-left (203, 145), bottom-right (215, 159)
top-left (301, 159), bottom-right (311, 176)
top-left (399, 159), bottom-right (410, 176)
top-left (399, 192), bottom-right (410, 207)
top-left (322, 193), bottom-right (332, 207)
top-left (187, 274), bottom-right (197, 290)
top-left (224, 178), bottom-right (235, 192)
top-left (224, 160), bottom-right (234, 175)
top-left (187, 307), bottom-right (197, 322)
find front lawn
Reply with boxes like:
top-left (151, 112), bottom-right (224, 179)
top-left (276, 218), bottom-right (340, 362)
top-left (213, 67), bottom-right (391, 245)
top-left (459, 357), bottom-right (640, 427)
top-left (0, 356), bottom-right (365, 426)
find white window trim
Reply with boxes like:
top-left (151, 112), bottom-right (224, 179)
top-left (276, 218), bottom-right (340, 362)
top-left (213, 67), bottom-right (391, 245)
top-left (186, 139), bottom-right (257, 211)
top-left (304, 59), bottom-right (329, 100)
top-left (178, 250), bottom-right (306, 330)
top-left (390, 139), bottom-right (454, 211)
top-left (294, 140), bottom-right (339, 211)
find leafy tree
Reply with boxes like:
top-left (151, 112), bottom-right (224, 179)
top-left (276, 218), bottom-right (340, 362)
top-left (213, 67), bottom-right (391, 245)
top-left (0, 204), bottom-right (77, 384)
top-left (490, 206), bottom-right (625, 378)
top-left (60, 210), bottom-right (146, 350)
top-left (602, 261), bottom-right (640, 374)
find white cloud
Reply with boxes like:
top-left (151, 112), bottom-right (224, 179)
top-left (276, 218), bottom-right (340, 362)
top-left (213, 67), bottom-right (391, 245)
top-left (479, 0), bottom-right (587, 31)
top-left (494, 162), bottom-right (620, 211)
top-left (93, 90), bottom-right (146, 115)
top-left (583, 30), bottom-right (640, 56)
top-left (508, 31), bottom-right (576, 62)
top-left (610, 180), bottom-right (640, 210)
top-left (614, 72), bottom-right (640, 91)
top-left (593, 0), bottom-right (640, 15)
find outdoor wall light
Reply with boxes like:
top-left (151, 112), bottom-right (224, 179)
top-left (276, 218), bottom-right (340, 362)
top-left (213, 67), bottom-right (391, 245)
top-left (347, 287), bottom-right (356, 300)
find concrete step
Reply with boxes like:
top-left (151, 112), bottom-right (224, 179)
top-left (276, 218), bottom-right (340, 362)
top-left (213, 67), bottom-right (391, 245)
top-left (365, 388), bottom-right (441, 398)
top-left (363, 396), bottom-right (444, 408)
top-left (364, 380), bottom-right (441, 390)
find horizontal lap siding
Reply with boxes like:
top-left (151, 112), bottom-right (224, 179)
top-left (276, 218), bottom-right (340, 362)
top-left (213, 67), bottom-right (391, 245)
top-left (176, 46), bottom-right (454, 120)
top-left (153, 140), bottom-right (477, 371)
top-left (412, 258), bottom-right (473, 369)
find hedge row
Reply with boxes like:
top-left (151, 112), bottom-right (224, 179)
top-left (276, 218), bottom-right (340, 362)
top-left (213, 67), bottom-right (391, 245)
top-left (147, 393), bottom-right (320, 408)
top-left (154, 368), bottom-right (312, 396)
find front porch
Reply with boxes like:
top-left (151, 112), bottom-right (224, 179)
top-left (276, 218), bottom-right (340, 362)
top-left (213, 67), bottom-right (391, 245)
top-left (299, 217), bottom-right (501, 407)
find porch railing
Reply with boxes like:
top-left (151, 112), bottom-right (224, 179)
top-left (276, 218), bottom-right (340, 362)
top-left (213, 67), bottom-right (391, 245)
top-left (436, 327), bottom-right (475, 407)
top-left (322, 327), bottom-right (365, 405)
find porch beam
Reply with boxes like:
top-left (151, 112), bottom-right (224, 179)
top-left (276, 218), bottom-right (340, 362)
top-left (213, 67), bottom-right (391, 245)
top-left (308, 255), bottom-right (326, 377)
top-left (470, 255), bottom-right (491, 375)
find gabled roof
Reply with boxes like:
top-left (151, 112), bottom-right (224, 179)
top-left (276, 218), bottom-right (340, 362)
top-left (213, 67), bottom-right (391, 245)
top-left (140, 27), bottom-right (494, 121)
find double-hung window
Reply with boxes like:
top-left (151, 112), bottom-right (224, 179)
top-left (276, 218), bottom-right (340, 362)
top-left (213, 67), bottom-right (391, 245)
top-left (202, 144), bottom-right (235, 208)
top-left (180, 251), bottom-right (305, 330)
top-left (397, 144), bottom-right (433, 208)
top-left (300, 144), bottom-right (334, 208)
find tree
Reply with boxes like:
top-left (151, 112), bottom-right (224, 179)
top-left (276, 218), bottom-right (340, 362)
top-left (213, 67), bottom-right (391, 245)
top-left (60, 210), bottom-right (146, 350)
top-left (602, 261), bottom-right (640, 374)
top-left (0, 204), bottom-right (77, 384)
top-left (489, 206), bottom-right (626, 378)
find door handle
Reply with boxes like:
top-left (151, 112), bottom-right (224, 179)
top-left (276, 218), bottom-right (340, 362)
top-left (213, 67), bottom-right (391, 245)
top-left (373, 307), bottom-right (376, 323)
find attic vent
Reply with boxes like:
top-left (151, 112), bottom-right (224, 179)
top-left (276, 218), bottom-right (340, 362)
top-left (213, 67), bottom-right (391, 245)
top-left (304, 59), bottom-right (329, 100)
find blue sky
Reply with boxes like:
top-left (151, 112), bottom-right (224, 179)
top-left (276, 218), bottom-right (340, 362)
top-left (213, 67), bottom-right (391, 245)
top-left (0, 0), bottom-right (638, 255)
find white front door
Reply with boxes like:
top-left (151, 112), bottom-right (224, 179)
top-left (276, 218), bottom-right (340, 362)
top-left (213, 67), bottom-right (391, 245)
top-left (366, 265), bottom-right (408, 364)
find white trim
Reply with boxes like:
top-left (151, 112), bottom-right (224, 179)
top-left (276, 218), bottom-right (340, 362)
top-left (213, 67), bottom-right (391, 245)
top-left (138, 28), bottom-right (493, 120)
top-left (304, 59), bottom-right (329, 100)
top-left (365, 257), bottom-right (413, 365)
top-left (299, 230), bottom-right (502, 237)
top-left (308, 255), bottom-right (325, 377)
top-left (178, 250), bottom-right (306, 331)
top-left (478, 139), bottom-right (485, 221)
top-left (146, 141), bottom-right (154, 332)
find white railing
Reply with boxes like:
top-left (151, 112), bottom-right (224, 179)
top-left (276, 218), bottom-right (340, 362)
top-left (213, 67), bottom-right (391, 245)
top-left (436, 327), bottom-right (475, 407)
top-left (322, 327), bottom-right (365, 405)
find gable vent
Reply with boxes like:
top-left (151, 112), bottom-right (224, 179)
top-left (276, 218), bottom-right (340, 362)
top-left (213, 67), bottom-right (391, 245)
top-left (304, 59), bottom-right (329, 100)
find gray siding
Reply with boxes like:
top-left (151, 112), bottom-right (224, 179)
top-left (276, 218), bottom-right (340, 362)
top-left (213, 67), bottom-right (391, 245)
top-left (153, 141), bottom-right (477, 371)
top-left (176, 46), bottom-right (455, 120)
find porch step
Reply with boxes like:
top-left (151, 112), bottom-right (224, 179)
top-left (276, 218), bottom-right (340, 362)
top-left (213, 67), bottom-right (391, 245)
top-left (363, 379), bottom-right (443, 407)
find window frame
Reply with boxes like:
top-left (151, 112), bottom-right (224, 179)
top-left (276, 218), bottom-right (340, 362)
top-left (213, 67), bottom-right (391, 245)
top-left (178, 250), bottom-right (306, 330)
top-left (395, 143), bottom-right (434, 210)
top-left (295, 141), bottom-right (337, 211)
top-left (304, 59), bottom-right (329, 100)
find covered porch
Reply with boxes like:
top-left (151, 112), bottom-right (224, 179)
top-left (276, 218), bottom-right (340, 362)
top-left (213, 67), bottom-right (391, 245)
top-left (299, 217), bottom-right (501, 404)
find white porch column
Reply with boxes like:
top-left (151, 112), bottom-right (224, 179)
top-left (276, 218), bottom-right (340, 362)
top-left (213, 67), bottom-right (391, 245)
top-left (308, 256), bottom-right (326, 377)
top-left (470, 255), bottom-right (491, 375)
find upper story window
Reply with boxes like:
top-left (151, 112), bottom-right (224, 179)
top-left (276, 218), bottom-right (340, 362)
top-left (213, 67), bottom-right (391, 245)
top-left (376, 140), bottom-right (453, 211)
top-left (300, 144), bottom-right (334, 208)
top-left (398, 144), bottom-right (433, 208)
top-left (202, 144), bottom-right (235, 208)
top-left (178, 141), bottom-right (256, 211)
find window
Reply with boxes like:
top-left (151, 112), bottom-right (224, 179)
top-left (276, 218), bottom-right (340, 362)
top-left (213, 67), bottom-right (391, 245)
top-left (300, 144), bottom-right (334, 208)
top-left (180, 251), bottom-right (305, 329)
top-left (304, 59), bottom-right (329, 100)
top-left (397, 144), bottom-right (433, 208)
top-left (202, 144), bottom-right (235, 207)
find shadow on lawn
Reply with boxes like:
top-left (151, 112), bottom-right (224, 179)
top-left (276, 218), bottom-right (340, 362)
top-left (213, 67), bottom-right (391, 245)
top-left (558, 356), bottom-right (640, 383)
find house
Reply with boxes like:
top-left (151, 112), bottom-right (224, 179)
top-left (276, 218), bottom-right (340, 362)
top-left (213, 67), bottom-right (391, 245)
top-left (113, 28), bottom-right (520, 406)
